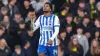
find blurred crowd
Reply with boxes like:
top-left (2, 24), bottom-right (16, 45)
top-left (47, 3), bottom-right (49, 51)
top-left (0, 0), bottom-right (99, 56)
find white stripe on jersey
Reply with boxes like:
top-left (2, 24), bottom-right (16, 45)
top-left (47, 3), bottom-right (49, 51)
top-left (34, 14), bottom-right (60, 46)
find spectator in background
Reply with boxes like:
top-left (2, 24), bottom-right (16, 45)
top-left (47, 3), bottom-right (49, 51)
top-left (51, 0), bottom-right (66, 13)
top-left (2, 15), bottom-right (10, 30)
top-left (0, 0), bottom-right (4, 9)
top-left (10, 12), bottom-right (23, 37)
top-left (65, 25), bottom-right (73, 41)
top-left (66, 37), bottom-right (83, 56)
top-left (58, 29), bottom-right (68, 47)
top-left (74, 27), bottom-right (89, 56)
top-left (12, 45), bottom-right (25, 56)
top-left (10, 12), bottom-right (23, 50)
top-left (0, 6), bottom-right (8, 21)
top-left (0, 27), bottom-right (6, 39)
top-left (94, 31), bottom-right (100, 42)
top-left (74, 8), bottom-right (86, 23)
top-left (0, 38), bottom-right (12, 56)
top-left (58, 38), bottom-right (64, 56)
top-left (17, 20), bottom-right (27, 46)
top-left (20, 0), bottom-right (34, 19)
top-left (30, 0), bottom-right (49, 13)
top-left (56, 3), bottom-right (70, 28)
top-left (85, 31), bottom-right (92, 47)
top-left (21, 28), bottom-right (38, 56)
top-left (25, 10), bottom-right (36, 23)
top-left (7, 0), bottom-right (19, 19)
top-left (63, 14), bottom-right (76, 31)
top-left (78, 1), bottom-right (88, 14)
top-left (22, 40), bottom-right (33, 56)
top-left (87, 0), bottom-right (96, 19)
top-left (93, 19), bottom-right (100, 32)
top-left (2, 0), bottom-right (8, 6)
top-left (56, 3), bottom-right (70, 19)
top-left (77, 16), bottom-right (93, 33)
top-left (1, 15), bottom-right (12, 36)
top-left (93, 2), bottom-right (100, 20)
top-left (90, 39), bottom-right (100, 56)
top-left (69, 0), bottom-right (78, 16)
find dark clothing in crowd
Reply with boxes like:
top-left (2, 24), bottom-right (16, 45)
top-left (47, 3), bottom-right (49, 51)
top-left (77, 22), bottom-right (93, 34)
top-left (64, 45), bottom-right (83, 56)
top-left (52, 0), bottom-right (66, 13)
top-left (12, 51), bottom-right (25, 56)
top-left (21, 31), bottom-right (39, 56)
top-left (86, 49), bottom-right (100, 56)
top-left (6, 5), bottom-right (19, 21)
top-left (22, 47), bottom-right (33, 56)
top-left (0, 47), bottom-right (12, 56)
top-left (20, 5), bottom-right (34, 19)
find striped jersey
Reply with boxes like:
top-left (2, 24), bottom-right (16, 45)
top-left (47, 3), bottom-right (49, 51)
top-left (34, 14), bottom-right (60, 46)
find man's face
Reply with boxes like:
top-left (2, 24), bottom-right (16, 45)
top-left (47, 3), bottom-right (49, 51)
top-left (0, 29), bottom-right (4, 35)
top-left (79, 3), bottom-right (85, 8)
top-left (19, 24), bottom-right (25, 29)
top-left (1, 10), bottom-right (8, 15)
top-left (28, 31), bottom-right (33, 36)
top-left (3, 16), bottom-right (9, 23)
top-left (15, 48), bottom-right (21, 54)
top-left (97, 6), bottom-right (100, 11)
top-left (15, 14), bottom-right (21, 19)
top-left (66, 16), bottom-right (72, 22)
top-left (66, 26), bottom-right (72, 32)
top-left (83, 18), bottom-right (90, 24)
top-left (90, 0), bottom-right (95, 3)
top-left (43, 4), bottom-right (51, 12)
top-left (10, 0), bottom-right (16, 6)
top-left (77, 28), bottom-right (83, 34)
top-left (24, 1), bottom-right (30, 7)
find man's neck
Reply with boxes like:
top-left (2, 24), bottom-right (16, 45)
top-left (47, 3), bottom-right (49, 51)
top-left (44, 12), bottom-right (51, 16)
top-left (25, 6), bottom-right (29, 9)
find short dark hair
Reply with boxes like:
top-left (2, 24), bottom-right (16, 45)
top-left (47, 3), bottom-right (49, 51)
top-left (83, 15), bottom-right (90, 20)
top-left (24, 0), bottom-right (30, 2)
top-left (45, 2), bottom-right (53, 10)
top-left (15, 45), bottom-right (21, 49)
top-left (23, 40), bottom-right (29, 46)
top-left (19, 20), bottom-right (25, 24)
top-left (95, 18), bottom-right (100, 21)
top-left (66, 13), bottom-right (73, 18)
top-left (66, 24), bottom-right (72, 28)
top-left (76, 26), bottom-right (83, 30)
top-left (8, 0), bottom-right (15, 3)
top-left (78, 7), bottom-right (85, 12)
top-left (15, 12), bottom-right (21, 15)
top-left (60, 3), bottom-right (70, 11)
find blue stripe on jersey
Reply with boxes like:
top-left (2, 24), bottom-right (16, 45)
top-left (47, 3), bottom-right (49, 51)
top-left (39, 16), bottom-right (42, 44)
top-left (42, 16), bottom-right (45, 26)
top-left (53, 15), bottom-right (56, 46)
top-left (43, 31), bottom-right (45, 45)
top-left (46, 17), bottom-right (48, 25)
top-left (46, 31), bottom-right (49, 46)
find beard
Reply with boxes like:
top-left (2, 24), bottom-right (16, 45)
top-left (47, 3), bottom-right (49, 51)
top-left (43, 11), bottom-right (49, 13)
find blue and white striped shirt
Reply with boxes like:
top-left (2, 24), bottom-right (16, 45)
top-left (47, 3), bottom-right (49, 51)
top-left (34, 14), bottom-right (60, 46)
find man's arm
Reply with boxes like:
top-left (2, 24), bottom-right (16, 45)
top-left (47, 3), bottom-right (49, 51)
top-left (50, 15), bottom-right (60, 41)
top-left (33, 16), bottom-right (40, 32)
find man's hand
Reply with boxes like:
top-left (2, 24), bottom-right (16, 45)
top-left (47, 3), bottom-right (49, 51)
top-left (47, 40), bottom-right (53, 45)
